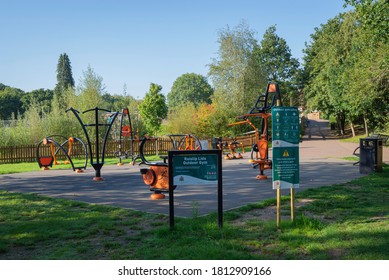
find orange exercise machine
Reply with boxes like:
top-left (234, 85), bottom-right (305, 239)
top-left (139, 134), bottom-right (202, 200)
top-left (228, 82), bottom-right (282, 180)
top-left (36, 135), bottom-right (88, 172)
top-left (110, 108), bottom-right (141, 166)
top-left (217, 137), bottom-right (245, 160)
top-left (166, 134), bottom-right (202, 151)
top-left (139, 137), bottom-right (170, 200)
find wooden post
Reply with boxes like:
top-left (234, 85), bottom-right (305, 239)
top-left (276, 189), bottom-right (281, 228)
top-left (276, 97), bottom-right (282, 229)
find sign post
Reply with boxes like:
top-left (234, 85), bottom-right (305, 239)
top-left (168, 150), bottom-right (223, 229)
top-left (271, 107), bottom-right (300, 227)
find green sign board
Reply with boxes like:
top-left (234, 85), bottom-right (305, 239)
top-left (272, 107), bottom-right (300, 189)
top-left (272, 107), bottom-right (300, 144)
top-left (172, 154), bottom-right (218, 185)
top-left (168, 150), bottom-right (223, 229)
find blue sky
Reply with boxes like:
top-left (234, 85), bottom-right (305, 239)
top-left (1, 0), bottom-right (350, 98)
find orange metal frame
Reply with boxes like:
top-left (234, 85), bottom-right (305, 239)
top-left (228, 112), bottom-right (272, 179)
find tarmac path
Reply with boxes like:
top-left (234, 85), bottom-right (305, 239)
top-left (1, 119), bottom-right (387, 217)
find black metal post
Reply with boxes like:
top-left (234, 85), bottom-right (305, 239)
top-left (217, 149), bottom-right (223, 229)
top-left (94, 107), bottom-right (100, 165)
top-left (168, 149), bottom-right (223, 230)
top-left (66, 107), bottom-right (118, 181)
top-left (168, 151), bottom-right (175, 229)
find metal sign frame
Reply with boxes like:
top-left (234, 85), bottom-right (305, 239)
top-left (271, 106), bottom-right (300, 189)
top-left (168, 149), bottom-right (223, 229)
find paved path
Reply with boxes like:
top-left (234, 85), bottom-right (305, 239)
top-left (302, 119), bottom-right (389, 163)
top-left (1, 119), bottom-right (387, 217)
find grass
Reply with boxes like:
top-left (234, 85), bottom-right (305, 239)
top-left (340, 135), bottom-right (365, 144)
top-left (0, 165), bottom-right (388, 260)
top-left (340, 130), bottom-right (389, 144)
top-left (0, 155), bottom-right (162, 175)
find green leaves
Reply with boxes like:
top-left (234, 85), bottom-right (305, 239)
top-left (208, 22), bottom-right (267, 125)
top-left (139, 83), bottom-right (168, 136)
top-left (54, 53), bottom-right (75, 98)
top-left (257, 25), bottom-right (300, 83)
top-left (167, 73), bottom-right (213, 109)
top-left (303, 7), bottom-right (388, 133)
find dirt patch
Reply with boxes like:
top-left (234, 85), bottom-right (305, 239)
top-left (231, 198), bottom-right (316, 226)
top-left (328, 248), bottom-right (345, 259)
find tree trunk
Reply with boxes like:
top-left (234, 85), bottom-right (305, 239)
top-left (363, 116), bottom-right (369, 137)
top-left (350, 120), bottom-right (356, 137)
top-left (336, 113), bottom-right (346, 135)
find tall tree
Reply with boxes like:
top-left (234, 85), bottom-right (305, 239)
top-left (77, 65), bottom-right (106, 111)
top-left (342, 0), bottom-right (389, 134)
top-left (208, 21), bottom-right (267, 129)
top-left (304, 5), bottom-right (388, 135)
top-left (167, 73), bottom-right (213, 109)
top-left (303, 13), bottom-right (354, 134)
top-left (344, 0), bottom-right (388, 43)
top-left (54, 53), bottom-right (75, 101)
top-left (255, 25), bottom-right (300, 105)
top-left (256, 26), bottom-right (300, 82)
top-left (139, 83), bottom-right (168, 135)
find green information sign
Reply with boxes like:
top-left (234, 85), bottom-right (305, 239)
top-left (168, 150), bottom-right (223, 229)
top-left (172, 154), bottom-right (218, 185)
top-left (272, 107), bottom-right (300, 144)
top-left (272, 107), bottom-right (300, 189)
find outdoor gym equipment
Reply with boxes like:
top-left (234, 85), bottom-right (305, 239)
top-left (166, 134), bottom-right (202, 150)
top-left (139, 137), bottom-right (169, 199)
top-left (139, 134), bottom-right (202, 199)
top-left (109, 108), bottom-right (141, 166)
top-left (227, 82), bottom-right (282, 180)
top-left (66, 107), bottom-right (119, 181)
top-left (36, 135), bottom-right (87, 172)
top-left (217, 137), bottom-right (244, 160)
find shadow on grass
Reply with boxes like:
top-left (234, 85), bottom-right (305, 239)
top-left (1, 166), bottom-right (388, 260)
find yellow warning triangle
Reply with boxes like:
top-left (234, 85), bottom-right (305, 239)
top-left (283, 150), bottom-right (289, 157)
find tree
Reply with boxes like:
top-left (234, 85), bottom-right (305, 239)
top-left (0, 86), bottom-right (24, 119)
top-left (303, 13), bottom-right (354, 135)
top-left (344, 0), bottom-right (388, 43)
top-left (0, 83), bottom-right (7, 90)
top-left (21, 88), bottom-right (54, 114)
top-left (167, 73), bottom-right (213, 108)
top-left (256, 26), bottom-right (300, 82)
top-left (208, 21), bottom-right (267, 131)
top-left (54, 53), bottom-right (75, 102)
top-left (77, 65), bottom-right (106, 111)
top-left (139, 83), bottom-right (168, 135)
top-left (303, 7), bottom-right (388, 135)
top-left (343, 0), bottom-right (389, 133)
top-left (164, 103), bottom-right (197, 135)
top-left (254, 25), bottom-right (300, 105)
top-left (193, 103), bottom-right (216, 138)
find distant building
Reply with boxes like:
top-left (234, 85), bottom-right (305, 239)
top-left (307, 111), bottom-right (321, 120)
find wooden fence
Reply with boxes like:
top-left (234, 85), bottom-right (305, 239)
top-left (0, 134), bottom-right (257, 164)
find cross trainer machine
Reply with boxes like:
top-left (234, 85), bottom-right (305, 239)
top-left (228, 82), bottom-right (282, 179)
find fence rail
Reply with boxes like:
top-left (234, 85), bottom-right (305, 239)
top-left (0, 134), bottom-right (257, 164)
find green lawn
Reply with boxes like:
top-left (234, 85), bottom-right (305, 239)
top-left (0, 166), bottom-right (388, 260)
top-left (0, 156), bottom-right (162, 175)
top-left (340, 131), bottom-right (389, 144)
